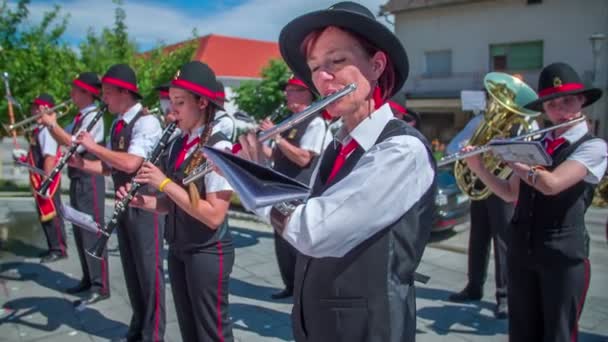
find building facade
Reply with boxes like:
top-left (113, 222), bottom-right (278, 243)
top-left (382, 0), bottom-right (608, 143)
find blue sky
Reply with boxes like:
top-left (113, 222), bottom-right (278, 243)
top-left (15, 0), bottom-right (392, 51)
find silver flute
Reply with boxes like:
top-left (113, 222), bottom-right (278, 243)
top-left (437, 115), bottom-right (587, 167)
top-left (182, 83), bottom-right (357, 185)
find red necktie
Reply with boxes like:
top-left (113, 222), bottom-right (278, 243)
top-left (545, 137), bottom-right (566, 155)
top-left (174, 135), bottom-right (201, 171)
top-left (326, 139), bottom-right (358, 184)
top-left (114, 120), bottom-right (125, 137)
top-left (74, 113), bottom-right (82, 126)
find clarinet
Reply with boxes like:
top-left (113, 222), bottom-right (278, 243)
top-left (87, 122), bottom-right (177, 259)
top-left (36, 104), bottom-right (107, 198)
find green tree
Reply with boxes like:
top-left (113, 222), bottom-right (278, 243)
top-left (0, 0), bottom-right (80, 131)
top-left (233, 59), bottom-right (291, 120)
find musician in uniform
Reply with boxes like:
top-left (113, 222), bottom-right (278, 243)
top-left (388, 92), bottom-right (421, 129)
top-left (69, 64), bottom-right (166, 342)
top-left (39, 72), bottom-right (109, 306)
top-left (238, 2), bottom-right (437, 341)
top-left (463, 62), bottom-right (607, 341)
top-left (117, 61), bottom-right (235, 342)
top-left (28, 94), bottom-right (68, 263)
top-left (155, 83), bottom-right (176, 125)
top-left (213, 80), bottom-right (237, 142)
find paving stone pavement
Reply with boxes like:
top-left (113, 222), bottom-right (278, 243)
top-left (0, 196), bottom-right (607, 341)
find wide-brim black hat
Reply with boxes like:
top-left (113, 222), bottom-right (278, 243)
top-left (214, 80), bottom-right (226, 103)
top-left (155, 83), bottom-right (170, 98)
top-left (170, 61), bottom-right (224, 110)
top-left (33, 93), bottom-right (55, 108)
top-left (102, 64), bottom-right (142, 99)
top-left (524, 62), bottom-right (603, 112)
top-left (72, 72), bottom-right (101, 97)
top-left (279, 1), bottom-right (409, 98)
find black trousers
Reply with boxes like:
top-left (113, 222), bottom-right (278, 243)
top-left (69, 175), bottom-right (108, 294)
top-left (117, 207), bottom-right (166, 342)
top-left (508, 257), bottom-right (591, 342)
top-left (467, 194), bottom-right (512, 302)
top-left (168, 243), bottom-right (234, 342)
top-left (274, 230), bottom-right (298, 291)
top-left (38, 190), bottom-right (67, 256)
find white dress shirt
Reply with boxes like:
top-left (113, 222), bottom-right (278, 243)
top-left (213, 112), bottom-right (236, 141)
top-left (109, 103), bottom-right (163, 158)
top-left (255, 103), bottom-right (436, 258)
top-left (542, 121), bottom-right (607, 184)
top-left (66, 104), bottom-right (105, 154)
top-left (36, 126), bottom-right (58, 157)
top-left (297, 116), bottom-right (327, 155)
top-left (177, 125), bottom-right (233, 194)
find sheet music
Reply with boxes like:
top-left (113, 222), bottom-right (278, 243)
top-left (203, 147), bottom-right (310, 210)
top-left (489, 140), bottom-right (553, 166)
top-left (58, 204), bottom-right (101, 234)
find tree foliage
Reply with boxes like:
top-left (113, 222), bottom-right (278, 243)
top-left (0, 0), bottom-right (195, 137)
top-left (232, 59), bottom-right (291, 121)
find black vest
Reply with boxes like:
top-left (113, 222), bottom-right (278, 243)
top-left (510, 133), bottom-right (596, 265)
top-left (163, 132), bottom-right (233, 252)
top-left (272, 114), bottom-right (320, 184)
top-left (293, 119), bottom-right (437, 342)
top-left (110, 111), bottom-right (145, 189)
top-left (67, 108), bottom-right (105, 179)
top-left (30, 128), bottom-right (45, 168)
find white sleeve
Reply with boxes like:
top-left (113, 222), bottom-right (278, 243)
top-left (128, 116), bottom-right (163, 158)
top-left (567, 138), bottom-right (608, 184)
top-left (76, 111), bottom-right (105, 153)
top-left (39, 128), bottom-right (58, 157)
top-left (204, 140), bottom-right (234, 193)
top-left (281, 135), bottom-right (435, 258)
top-left (298, 117), bottom-right (327, 154)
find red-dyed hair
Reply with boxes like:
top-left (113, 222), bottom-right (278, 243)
top-left (300, 26), bottom-right (396, 101)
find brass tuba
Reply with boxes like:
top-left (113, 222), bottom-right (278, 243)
top-left (454, 72), bottom-right (540, 200)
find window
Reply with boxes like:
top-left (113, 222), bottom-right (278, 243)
top-left (490, 41), bottom-right (543, 71)
top-left (425, 50), bottom-right (452, 77)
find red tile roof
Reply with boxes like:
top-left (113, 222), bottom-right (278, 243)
top-left (149, 34), bottom-right (282, 79)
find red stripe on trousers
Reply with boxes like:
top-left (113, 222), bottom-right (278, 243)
top-left (154, 213), bottom-right (161, 342)
top-left (570, 259), bottom-right (591, 342)
top-left (54, 216), bottom-right (66, 255)
top-left (90, 176), bottom-right (107, 293)
top-left (217, 241), bottom-right (225, 342)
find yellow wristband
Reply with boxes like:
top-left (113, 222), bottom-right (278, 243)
top-left (158, 178), bottom-right (172, 192)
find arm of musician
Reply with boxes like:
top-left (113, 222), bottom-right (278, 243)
top-left (275, 139), bottom-right (316, 167)
top-left (275, 117), bottom-right (325, 167)
top-left (469, 159), bottom-right (520, 202)
top-left (47, 123), bottom-right (73, 147)
top-left (87, 143), bottom-right (144, 174)
top-left (164, 182), bottom-right (232, 229)
top-left (515, 139), bottom-right (608, 195)
top-left (271, 135), bottom-right (435, 258)
top-left (42, 155), bottom-right (55, 176)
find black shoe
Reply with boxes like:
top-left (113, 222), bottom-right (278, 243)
top-left (495, 301), bottom-right (508, 319)
top-left (271, 288), bottom-right (293, 299)
top-left (448, 287), bottom-right (483, 302)
top-left (40, 252), bottom-right (67, 264)
top-left (73, 292), bottom-right (110, 307)
top-left (66, 281), bottom-right (91, 294)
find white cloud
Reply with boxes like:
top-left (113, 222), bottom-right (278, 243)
top-left (16, 0), bottom-right (393, 50)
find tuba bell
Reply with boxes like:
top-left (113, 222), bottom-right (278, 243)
top-left (454, 72), bottom-right (540, 200)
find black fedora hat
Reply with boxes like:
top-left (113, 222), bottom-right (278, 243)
top-left (279, 1), bottom-right (408, 98)
top-left (155, 83), bottom-right (170, 98)
top-left (524, 62), bottom-right (603, 112)
top-left (33, 93), bottom-right (55, 108)
top-left (170, 61), bottom-right (224, 110)
top-left (72, 72), bottom-right (101, 97)
top-left (101, 64), bottom-right (142, 99)
top-left (214, 80), bottom-right (226, 103)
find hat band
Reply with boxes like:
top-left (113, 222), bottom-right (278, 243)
top-left (34, 99), bottom-right (54, 107)
top-left (287, 78), bottom-right (308, 89)
top-left (102, 76), bottom-right (139, 93)
top-left (538, 82), bottom-right (584, 98)
top-left (389, 101), bottom-right (407, 115)
top-left (217, 91), bottom-right (226, 101)
top-left (73, 79), bottom-right (100, 96)
top-left (159, 90), bottom-right (169, 98)
top-left (171, 79), bottom-right (216, 100)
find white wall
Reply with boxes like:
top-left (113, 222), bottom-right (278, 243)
top-left (393, 0), bottom-right (608, 136)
